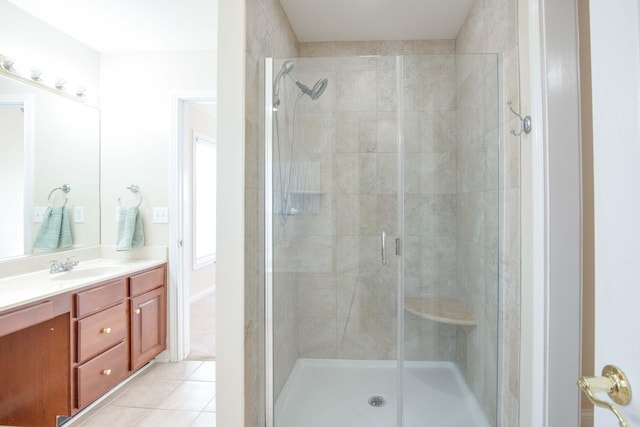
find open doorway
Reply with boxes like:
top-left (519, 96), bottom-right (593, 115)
top-left (189, 126), bottom-right (217, 360)
top-left (170, 93), bottom-right (217, 362)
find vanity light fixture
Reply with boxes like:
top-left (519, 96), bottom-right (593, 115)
top-left (0, 54), bottom-right (88, 103)
top-left (0, 59), bottom-right (17, 73)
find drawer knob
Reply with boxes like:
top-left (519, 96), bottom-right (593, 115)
top-left (101, 327), bottom-right (112, 334)
top-left (102, 369), bottom-right (112, 376)
top-left (134, 308), bottom-right (141, 314)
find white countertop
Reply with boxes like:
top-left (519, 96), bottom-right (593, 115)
top-left (0, 257), bottom-right (166, 313)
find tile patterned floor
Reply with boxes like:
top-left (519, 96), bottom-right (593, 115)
top-left (70, 361), bottom-right (216, 427)
top-left (188, 290), bottom-right (216, 360)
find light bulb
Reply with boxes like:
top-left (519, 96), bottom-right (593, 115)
top-left (31, 70), bottom-right (44, 81)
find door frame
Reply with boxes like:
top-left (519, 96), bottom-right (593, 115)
top-left (169, 91), bottom-right (217, 362)
top-left (520, 0), bottom-right (583, 425)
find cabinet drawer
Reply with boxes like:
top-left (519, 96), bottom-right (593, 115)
top-left (77, 303), bottom-right (127, 363)
top-left (76, 341), bottom-right (128, 409)
top-left (129, 266), bottom-right (165, 297)
top-left (76, 279), bottom-right (126, 318)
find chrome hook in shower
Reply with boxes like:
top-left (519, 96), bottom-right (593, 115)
top-left (507, 101), bottom-right (531, 136)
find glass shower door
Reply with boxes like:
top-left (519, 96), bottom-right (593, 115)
top-left (266, 55), bottom-right (402, 427)
top-left (266, 52), bottom-right (500, 427)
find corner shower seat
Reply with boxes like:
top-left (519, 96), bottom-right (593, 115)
top-left (404, 297), bottom-right (477, 326)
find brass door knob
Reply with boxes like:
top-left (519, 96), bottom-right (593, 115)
top-left (134, 308), bottom-right (141, 314)
top-left (101, 327), bottom-right (111, 334)
top-left (578, 365), bottom-right (632, 427)
top-left (101, 369), bottom-right (112, 376)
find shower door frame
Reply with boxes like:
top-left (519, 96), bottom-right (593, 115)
top-left (265, 57), bottom-right (275, 427)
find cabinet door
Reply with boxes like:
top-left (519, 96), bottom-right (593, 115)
top-left (130, 287), bottom-right (166, 371)
top-left (0, 314), bottom-right (69, 426)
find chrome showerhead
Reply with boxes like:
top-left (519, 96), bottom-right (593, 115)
top-left (295, 77), bottom-right (329, 100)
top-left (273, 60), bottom-right (329, 108)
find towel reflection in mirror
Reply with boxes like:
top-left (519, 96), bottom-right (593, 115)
top-left (33, 185), bottom-right (73, 251)
top-left (116, 186), bottom-right (145, 251)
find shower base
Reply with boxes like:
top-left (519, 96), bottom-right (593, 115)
top-left (274, 358), bottom-right (490, 427)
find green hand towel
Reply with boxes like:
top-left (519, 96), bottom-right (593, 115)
top-left (33, 206), bottom-right (73, 251)
top-left (59, 207), bottom-right (72, 248)
top-left (116, 206), bottom-right (145, 251)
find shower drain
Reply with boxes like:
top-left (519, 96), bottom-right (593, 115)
top-left (368, 395), bottom-right (387, 407)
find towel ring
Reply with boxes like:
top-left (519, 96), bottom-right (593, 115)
top-left (47, 184), bottom-right (71, 207)
top-left (119, 184), bottom-right (143, 208)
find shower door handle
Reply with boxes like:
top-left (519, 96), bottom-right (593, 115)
top-left (381, 228), bottom-right (387, 265)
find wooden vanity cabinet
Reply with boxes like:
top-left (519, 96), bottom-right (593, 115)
top-left (71, 264), bottom-right (167, 413)
top-left (129, 266), bottom-right (167, 371)
top-left (0, 263), bottom-right (167, 424)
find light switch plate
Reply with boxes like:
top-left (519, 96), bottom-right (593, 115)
top-left (74, 207), bottom-right (85, 223)
top-left (153, 207), bottom-right (169, 224)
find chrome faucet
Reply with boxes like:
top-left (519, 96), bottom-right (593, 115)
top-left (49, 257), bottom-right (80, 274)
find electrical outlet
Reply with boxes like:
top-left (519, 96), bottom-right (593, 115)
top-left (74, 207), bottom-right (85, 223)
top-left (153, 207), bottom-right (169, 224)
top-left (33, 207), bottom-right (46, 223)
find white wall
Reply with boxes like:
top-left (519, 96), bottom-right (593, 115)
top-left (99, 50), bottom-right (217, 249)
top-left (0, 0), bottom-right (101, 105)
top-left (217, 0), bottom-right (245, 425)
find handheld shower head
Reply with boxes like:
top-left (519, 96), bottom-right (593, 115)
top-left (273, 60), bottom-right (295, 108)
top-left (275, 60), bottom-right (295, 81)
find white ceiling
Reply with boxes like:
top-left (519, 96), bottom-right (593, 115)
top-left (278, 0), bottom-right (477, 42)
top-left (6, 0), bottom-right (474, 52)
top-left (5, 0), bottom-right (217, 52)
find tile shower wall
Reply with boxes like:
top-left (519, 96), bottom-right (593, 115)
top-left (245, 0), bottom-right (299, 426)
top-left (454, 54), bottom-right (500, 425)
top-left (274, 56), bottom-right (403, 368)
top-left (401, 54), bottom-right (460, 363)
top-left (456, 0), bottom-right (521, 425)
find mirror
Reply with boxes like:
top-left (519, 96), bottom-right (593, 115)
top-left (0, 74), bottom-right (100, 259)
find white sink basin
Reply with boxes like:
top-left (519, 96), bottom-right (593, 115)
top-left (50, 266), bottom-right (119, 281)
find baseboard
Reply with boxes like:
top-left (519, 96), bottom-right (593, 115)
top-left (581, 409), bottom-right (594, 427)
top-left (190, 285), bottom-right (216, 304)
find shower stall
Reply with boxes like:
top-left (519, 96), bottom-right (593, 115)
top-left (265, 53), bottom-right (500, 427)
